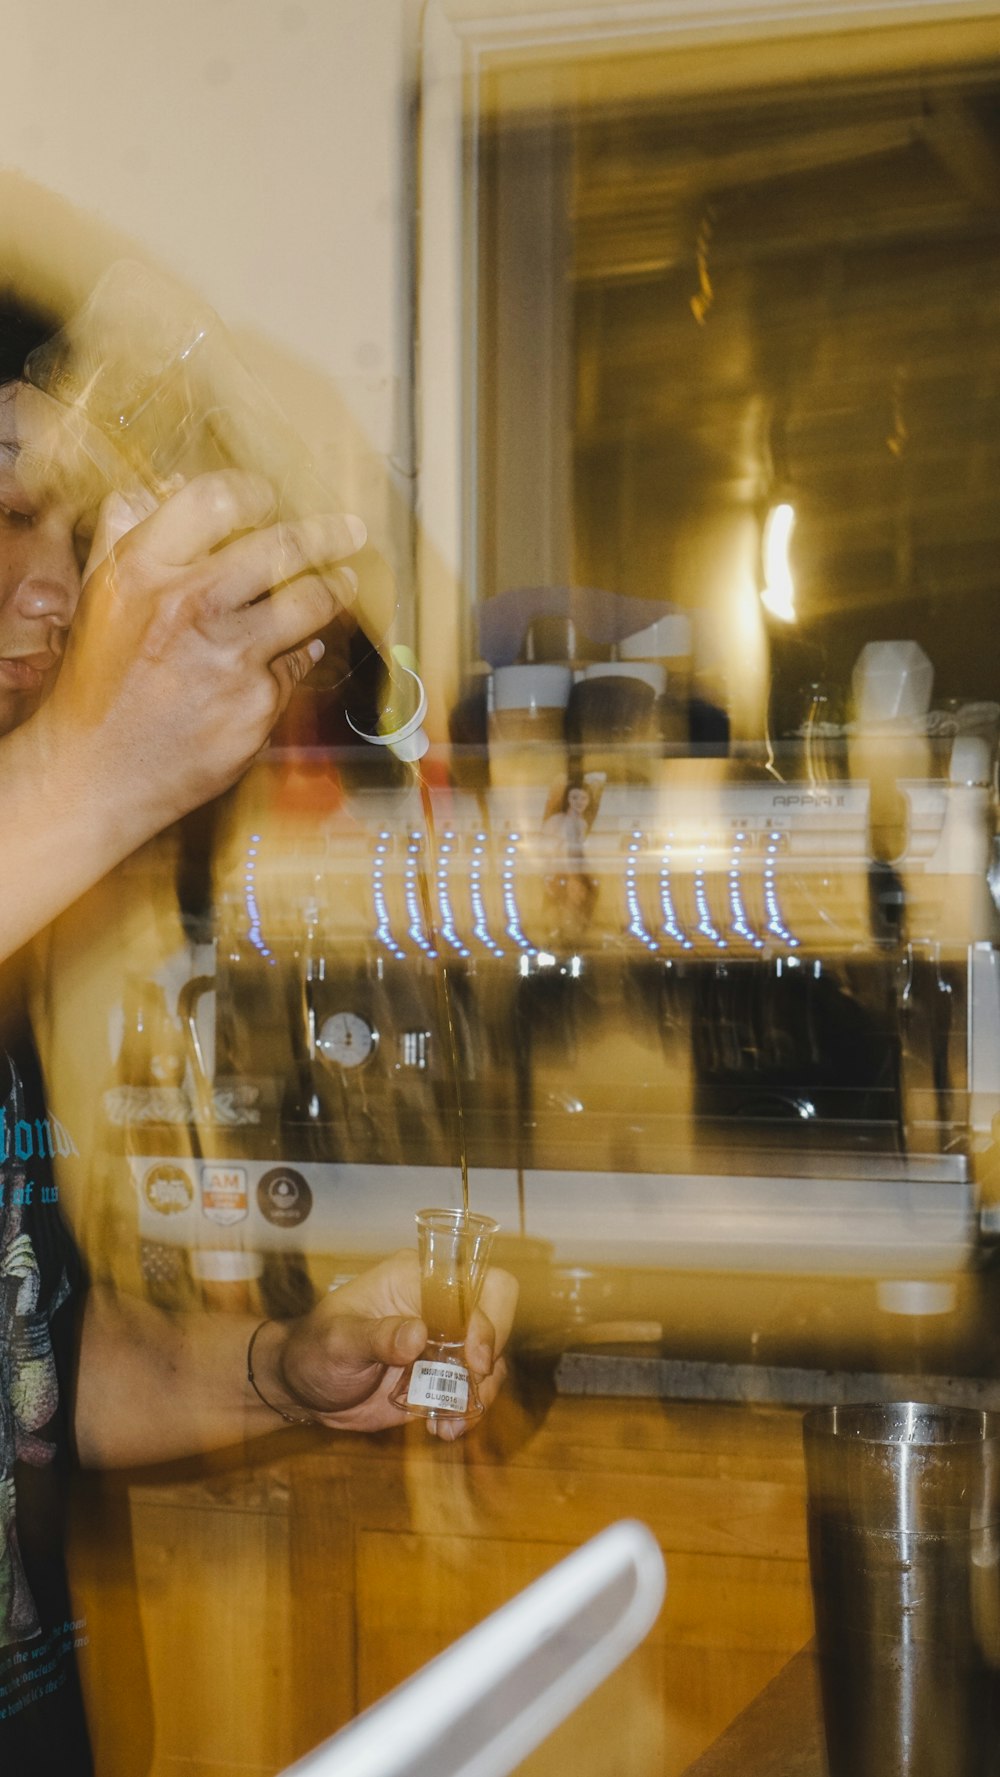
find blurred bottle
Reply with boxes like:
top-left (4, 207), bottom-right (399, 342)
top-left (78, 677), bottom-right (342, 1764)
top-left (25, 259), bottom-right (427, 758)
top-left (114, 977), bottom-right (185, 1094)
top-left (280, 897), bottom-right (341, 1158)
top-left (565, 669), bottom-right (660, 784)
top-left (98, 978), bottom-right (193, 1308)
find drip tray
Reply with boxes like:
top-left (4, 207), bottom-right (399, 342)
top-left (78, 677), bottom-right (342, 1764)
top-left (554, 1352), bottom-right (1000, 1410)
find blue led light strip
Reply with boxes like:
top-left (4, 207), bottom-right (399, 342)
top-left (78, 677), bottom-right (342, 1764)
top-left (470, 831), bottom-right (504, 956)
top-left (372, 830), bottom-right (406, 960)
top-left (435, 830), bottom-right (470, 957)
top-left (404, 832), bottom-right (438, 958)
top-left (502, 834), bottom-right (536, 954)
top-left (659, 839), bottom-right (693, 951)
top-left (694, 845), bottom-right (727, 949)
top-left (625, 830), bottom-right (659, 951)
top-left (763, 831), bottom-right (800, 949)
top-left (728, 831), bottom-right (765, 950)
top-left (243, 832), bottom-right (277, 964)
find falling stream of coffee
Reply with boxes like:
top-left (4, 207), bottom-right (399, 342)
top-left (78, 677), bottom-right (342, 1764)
top-left (415, 772), bottom-right (471, 1224)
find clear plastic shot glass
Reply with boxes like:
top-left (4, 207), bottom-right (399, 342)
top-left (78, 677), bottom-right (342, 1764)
top-left (389, 1209), bottom-right (498, 1421)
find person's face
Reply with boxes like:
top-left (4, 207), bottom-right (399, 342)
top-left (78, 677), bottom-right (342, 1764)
top-left (0, 381), bottom-right (102, 737)
top-left (567, 786), bottom-right (590, 816)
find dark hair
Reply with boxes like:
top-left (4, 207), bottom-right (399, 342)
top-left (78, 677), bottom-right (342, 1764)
top-left (561, 778), bottom-right (591, 812)
top-left (0, 291), bottom-right (60, 387)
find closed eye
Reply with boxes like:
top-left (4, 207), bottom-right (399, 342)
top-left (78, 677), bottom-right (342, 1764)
top-left (73, 509), bottom-right (99, 571)
top-left (0, 502), bottom-right (36, 530)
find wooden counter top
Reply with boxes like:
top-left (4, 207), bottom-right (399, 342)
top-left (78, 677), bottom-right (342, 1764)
top-left (681, 1647), bottom-right (825, 1776)
top-left (71, 1388), bottom-right (817, 1777)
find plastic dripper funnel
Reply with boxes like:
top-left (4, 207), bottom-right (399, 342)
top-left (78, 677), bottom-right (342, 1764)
top-left (24, 259), bottom-right (427, 758)
top-left (278, 1520), bottom-right (666, 1777)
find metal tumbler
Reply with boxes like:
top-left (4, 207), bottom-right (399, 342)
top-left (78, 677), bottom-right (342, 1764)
top-left (804, 1402), bottom-right (1000, 1777)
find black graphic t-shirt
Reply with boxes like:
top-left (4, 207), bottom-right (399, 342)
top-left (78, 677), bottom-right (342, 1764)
top-left (0, 1024), bottom-right (92, 1777)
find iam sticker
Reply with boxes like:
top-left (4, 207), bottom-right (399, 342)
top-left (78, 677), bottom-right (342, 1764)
top-left (201, 1164), bottom-right (249, 1226)
top-left (143, 1163), bottom-right (195, 1217)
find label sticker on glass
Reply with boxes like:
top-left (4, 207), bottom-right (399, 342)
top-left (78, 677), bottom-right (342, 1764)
top-left (201, 1164), bottom-right (248, 1225)
top-left (257, 1166), bottom-right (313, 1229)
top-left (142, 1163), bottom-right (195, 1217)
top-left (408, 1361), bottom-right (469, 1413)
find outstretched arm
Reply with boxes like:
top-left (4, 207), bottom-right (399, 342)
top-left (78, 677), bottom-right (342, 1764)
top-left (73, 1255), bottom-right (519, 1466)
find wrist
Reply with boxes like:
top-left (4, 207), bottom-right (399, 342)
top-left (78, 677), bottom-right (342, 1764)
top-left (25, 700), bottom-right (155, 865)
top-left (246, 1319), bottom-right (311, 1426)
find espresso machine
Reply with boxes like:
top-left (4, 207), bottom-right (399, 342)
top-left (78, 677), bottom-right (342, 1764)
top-left (108, 638), bottom-right (1000, 1362)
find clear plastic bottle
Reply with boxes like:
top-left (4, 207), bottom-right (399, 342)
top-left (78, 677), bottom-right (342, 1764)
top-left (25, 260), bottom-right (427, 756)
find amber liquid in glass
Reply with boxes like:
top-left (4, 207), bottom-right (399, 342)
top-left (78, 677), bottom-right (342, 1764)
top-left (421, 1271), bottom-right (469, 1347)
top-left (416, 772), bottom-right (471, 1216)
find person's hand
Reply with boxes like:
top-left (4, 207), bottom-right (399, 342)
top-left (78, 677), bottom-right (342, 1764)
top-left (35, 467), bottom-right (364, 843)
top-left (252, 1251), bottom-right (518, 1440)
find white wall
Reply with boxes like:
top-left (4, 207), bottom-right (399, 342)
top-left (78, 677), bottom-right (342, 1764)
top-left (0, 0), bottom-right (420, 602)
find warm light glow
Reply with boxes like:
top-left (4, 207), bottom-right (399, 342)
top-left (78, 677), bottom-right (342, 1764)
top-left (760, 502), bottom-right (797, 623)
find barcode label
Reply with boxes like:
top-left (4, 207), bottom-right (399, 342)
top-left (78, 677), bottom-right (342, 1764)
top-left (408, 1360), bottom-right (469, 1413)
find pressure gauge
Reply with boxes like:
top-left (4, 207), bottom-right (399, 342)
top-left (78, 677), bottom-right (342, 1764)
top-left (318, 1012), bottom-right (378, 1071)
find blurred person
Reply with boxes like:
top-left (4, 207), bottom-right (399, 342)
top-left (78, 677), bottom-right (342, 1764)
top-left (541, 772), bottom-right (604, 939)
top-left (0, 294), bottom-right (516, 1775)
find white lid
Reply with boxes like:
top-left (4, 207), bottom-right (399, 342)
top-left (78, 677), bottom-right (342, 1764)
top-left (619, 615), bottom-right (692, 660)
top-left (949, 734), bottom-right (993, 787)
top-left (190, 1248), bottom-right (264, 1282)
top-left (492, 665), bottom-right (573, 710)
top-left (853, 641), bottom-right (934, 724)
top-left (876, 1279), bottom-right (956, 1317)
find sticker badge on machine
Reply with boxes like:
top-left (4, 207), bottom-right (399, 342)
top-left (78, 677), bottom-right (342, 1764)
top-left (201, 1164), bottom-right (248, 1225)
top-left (407, 1361), bottom-right (469, 1414)
top-left (142, 1163), bottom-right (195, 1217)
top-left (257, 1167), bottom-right (313, 1229)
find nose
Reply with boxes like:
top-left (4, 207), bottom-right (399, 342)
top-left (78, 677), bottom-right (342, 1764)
top-left (13, 528), bottom-right (83, 638)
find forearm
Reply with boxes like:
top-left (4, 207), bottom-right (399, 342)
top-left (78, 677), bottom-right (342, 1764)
top-left (0, 716), bottom-right (156, 964)
top-left (74, 1289), bottom-right (303, 1468)
top-left (73, 1259), bottom-right (517, 1466)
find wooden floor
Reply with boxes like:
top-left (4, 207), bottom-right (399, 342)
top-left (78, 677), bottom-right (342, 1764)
top-left (69, 1380), bottom-right (816, 1777)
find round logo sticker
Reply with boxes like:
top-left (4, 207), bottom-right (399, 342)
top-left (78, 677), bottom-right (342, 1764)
top-left (257, 1167), bottom-right (313, 1229)
top-left (143, 1163), bottom-right (195, 1217)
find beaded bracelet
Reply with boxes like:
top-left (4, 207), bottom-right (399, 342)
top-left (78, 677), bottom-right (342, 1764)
top-left (246, 1319), bottom-right (312, 1425)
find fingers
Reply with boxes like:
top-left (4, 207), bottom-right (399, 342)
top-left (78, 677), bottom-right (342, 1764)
top-left (103, 470), bottom-right (367, 728)
top-left (85, 486), bottom-right (162, 578)
top-left (465, 1305), bottom-right (496, 1378)
top-left (126, 469), bottom-right (368, 589)
top-left (132, 469), bottom-right (278, 563)
top-left (244, 566), bottom-right (357, 664)
top-left (207, 511), bottom-right (368, 610)
top-left (326, 1310), bottom-right (427, 1376)
top-left (227, 564), bottom-right (356, 717)
top-left (430, 1356), bottom-right (510, 1443)
top-left (330, 1249), bottom-right (423, 1320)
top-left (365, 1313), bottom-right (427, 1370)
top-left (467, 1268), bottom-right (519, 1373)
top-left (428, 1268), bottom-right (518, 1443)
top-left (280, 1306), bottom-right (428, 1422)
top-left (280, 1255), bottom-right (515, 1434)
top-left (269, 637), bottom-right (328, 707)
